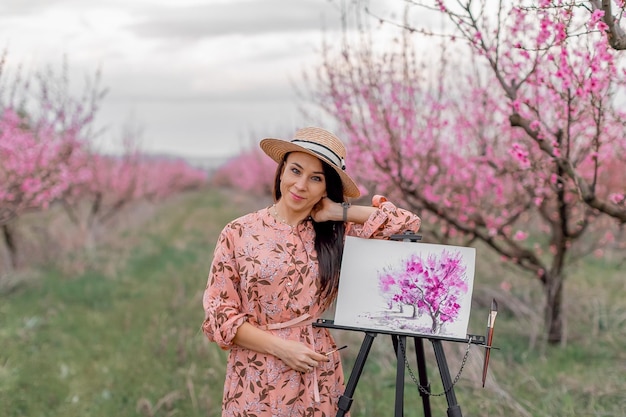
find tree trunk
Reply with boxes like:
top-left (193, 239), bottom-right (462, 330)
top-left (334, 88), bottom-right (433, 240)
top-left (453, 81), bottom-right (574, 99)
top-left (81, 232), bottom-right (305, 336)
top-left (544, 272), bottom-right (564, 345)
top-left (1, 224), bottom-right (17, 270)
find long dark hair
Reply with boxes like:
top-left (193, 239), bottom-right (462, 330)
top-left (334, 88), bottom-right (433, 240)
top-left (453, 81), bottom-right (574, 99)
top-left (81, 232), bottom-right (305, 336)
top-left (273, 154), bottom-right (346, 301)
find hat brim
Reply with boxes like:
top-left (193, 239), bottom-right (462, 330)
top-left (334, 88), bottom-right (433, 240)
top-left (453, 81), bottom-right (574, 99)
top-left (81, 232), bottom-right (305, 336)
top-left (260, 138), bottom-right (361, 198)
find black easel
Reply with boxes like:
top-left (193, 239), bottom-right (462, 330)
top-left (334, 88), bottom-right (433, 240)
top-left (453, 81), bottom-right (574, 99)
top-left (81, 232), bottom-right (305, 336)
top-left (315, 320), bottom-right (484, 417)
top-left (314, 232), bottom-right (486, 417)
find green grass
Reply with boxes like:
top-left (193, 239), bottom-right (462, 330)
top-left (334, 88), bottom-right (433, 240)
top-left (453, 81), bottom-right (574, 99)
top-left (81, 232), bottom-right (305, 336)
top-left (1, 188), bottom-right (625, 417)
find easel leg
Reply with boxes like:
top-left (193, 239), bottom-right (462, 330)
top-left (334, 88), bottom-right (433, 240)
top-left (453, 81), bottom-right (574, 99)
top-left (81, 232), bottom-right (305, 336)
top-left (394, 335), bottom-right (405, 417)
top-left (431, 340), bottom-right (463, 417)
top-left (413, 337), bottom-right (432, 417)
top-left (336, 332), bottom-right (377, 417)
top-left (392, 336), bottom-right (433, 417)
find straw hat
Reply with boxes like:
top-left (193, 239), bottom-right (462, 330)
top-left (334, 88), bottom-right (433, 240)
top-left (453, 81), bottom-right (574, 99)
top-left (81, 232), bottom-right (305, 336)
top-left (260, 127), bottom-right (360, 198)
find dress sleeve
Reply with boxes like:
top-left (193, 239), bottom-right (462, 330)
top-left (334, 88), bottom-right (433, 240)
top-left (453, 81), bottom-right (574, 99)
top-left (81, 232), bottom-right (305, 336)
top-left (202, 223), bottom-right (247, 350)
top-left (346, 196), bottom-right (421, 239)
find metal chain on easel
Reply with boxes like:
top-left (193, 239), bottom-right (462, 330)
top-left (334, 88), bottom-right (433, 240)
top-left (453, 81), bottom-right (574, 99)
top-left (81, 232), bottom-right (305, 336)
top-left (398, 337), bottom-right (473, 397)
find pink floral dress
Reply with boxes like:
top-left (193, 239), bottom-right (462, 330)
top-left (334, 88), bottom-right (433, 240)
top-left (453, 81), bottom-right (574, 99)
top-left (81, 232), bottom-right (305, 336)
top-left (202, 200), bottom-right (421, 417)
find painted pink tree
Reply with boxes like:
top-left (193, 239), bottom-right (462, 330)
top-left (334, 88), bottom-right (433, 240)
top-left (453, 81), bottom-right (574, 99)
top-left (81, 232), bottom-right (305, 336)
top-left (306, 1), bottom-right (626, 344)
top-left (379, 249), bottom-right (468, 334)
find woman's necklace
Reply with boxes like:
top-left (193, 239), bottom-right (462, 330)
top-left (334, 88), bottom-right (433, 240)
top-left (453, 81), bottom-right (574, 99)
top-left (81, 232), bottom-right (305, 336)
top-left (272, 204), bottom-right (297, 228)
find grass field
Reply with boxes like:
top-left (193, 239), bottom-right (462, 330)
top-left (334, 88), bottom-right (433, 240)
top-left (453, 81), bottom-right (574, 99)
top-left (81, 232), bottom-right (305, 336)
top-left (1, 188), bottom-right (625, 417)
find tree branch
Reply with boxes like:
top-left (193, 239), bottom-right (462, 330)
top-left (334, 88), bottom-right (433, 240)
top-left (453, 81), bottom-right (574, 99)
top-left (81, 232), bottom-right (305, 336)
top-left (510, 112), bottom-right (626, 223)
top-left (591, 0), bottom-right (626, 50)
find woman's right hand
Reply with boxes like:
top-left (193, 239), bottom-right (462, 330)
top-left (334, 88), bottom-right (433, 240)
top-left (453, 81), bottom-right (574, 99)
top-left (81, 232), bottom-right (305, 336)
top-left (275, 339), bottom-right (329, 373)
top-left (232, 322), bottom-right (329, 372)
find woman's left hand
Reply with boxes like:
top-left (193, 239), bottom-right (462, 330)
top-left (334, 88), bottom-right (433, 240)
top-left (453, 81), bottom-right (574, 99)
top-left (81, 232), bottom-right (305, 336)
top-left (310, 197), bottom-right (342, 223)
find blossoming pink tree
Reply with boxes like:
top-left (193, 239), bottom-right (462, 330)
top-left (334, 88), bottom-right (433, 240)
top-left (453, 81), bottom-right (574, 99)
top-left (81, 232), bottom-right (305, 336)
top-left (0, 57), bottom-right (207, 270)
top-left (211, 148), bottom-right (276, 196)
top-left (305, 1), bottom-right (626, 344)
top-left (0, 108), bottom-right (89, 269)
top-left (0, 56), bottom-right (101, 269)
top-left (0, 109), bottom-right (85, 221)
top-left (60, 129), bottom-right (208, 250)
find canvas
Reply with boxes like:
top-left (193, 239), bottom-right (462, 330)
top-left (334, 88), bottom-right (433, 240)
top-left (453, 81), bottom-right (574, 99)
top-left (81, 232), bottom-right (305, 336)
top-left (333, 236), bottom-right (476, 340)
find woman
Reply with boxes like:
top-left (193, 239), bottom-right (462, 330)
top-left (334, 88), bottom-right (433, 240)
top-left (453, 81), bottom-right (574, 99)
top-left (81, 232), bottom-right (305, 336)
top-left (202, 127), bottom-right (421, 416)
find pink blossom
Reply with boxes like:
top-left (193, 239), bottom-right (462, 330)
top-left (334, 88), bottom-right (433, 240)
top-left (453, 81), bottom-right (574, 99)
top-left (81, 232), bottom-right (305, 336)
top-left (514, 230), bottom-right (528, 241)
top-left (509, 143), bottom-right (530, 168)
top-left (589, 9), bottom-right (605, 29)
top-left (609, 193), bottom-right (625, 205)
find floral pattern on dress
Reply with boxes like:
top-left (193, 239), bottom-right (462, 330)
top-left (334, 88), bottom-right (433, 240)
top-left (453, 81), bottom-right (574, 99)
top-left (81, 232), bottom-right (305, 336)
top-left (203, 200), bottom-right (421, 417)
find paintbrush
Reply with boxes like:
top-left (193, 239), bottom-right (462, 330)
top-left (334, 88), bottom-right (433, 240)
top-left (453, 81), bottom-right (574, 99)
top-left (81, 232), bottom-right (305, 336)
top-left (325, 345), bottom-right (348, 356)
top-left (482, 299), bottom-right (498, 387)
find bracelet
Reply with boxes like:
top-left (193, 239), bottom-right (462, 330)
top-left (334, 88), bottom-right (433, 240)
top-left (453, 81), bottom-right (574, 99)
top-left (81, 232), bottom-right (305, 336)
top-left (341, 202), bottom-right (351, 222)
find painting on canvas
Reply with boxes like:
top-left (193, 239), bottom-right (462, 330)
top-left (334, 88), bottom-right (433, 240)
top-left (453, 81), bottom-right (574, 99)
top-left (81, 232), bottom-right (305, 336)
top-left (333, 236), bottom-right (476, 340)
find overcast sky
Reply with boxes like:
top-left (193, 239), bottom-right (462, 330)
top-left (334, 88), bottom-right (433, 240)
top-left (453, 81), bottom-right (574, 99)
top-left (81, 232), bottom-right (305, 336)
top-left (0, 0), bottom-right (361, 159)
